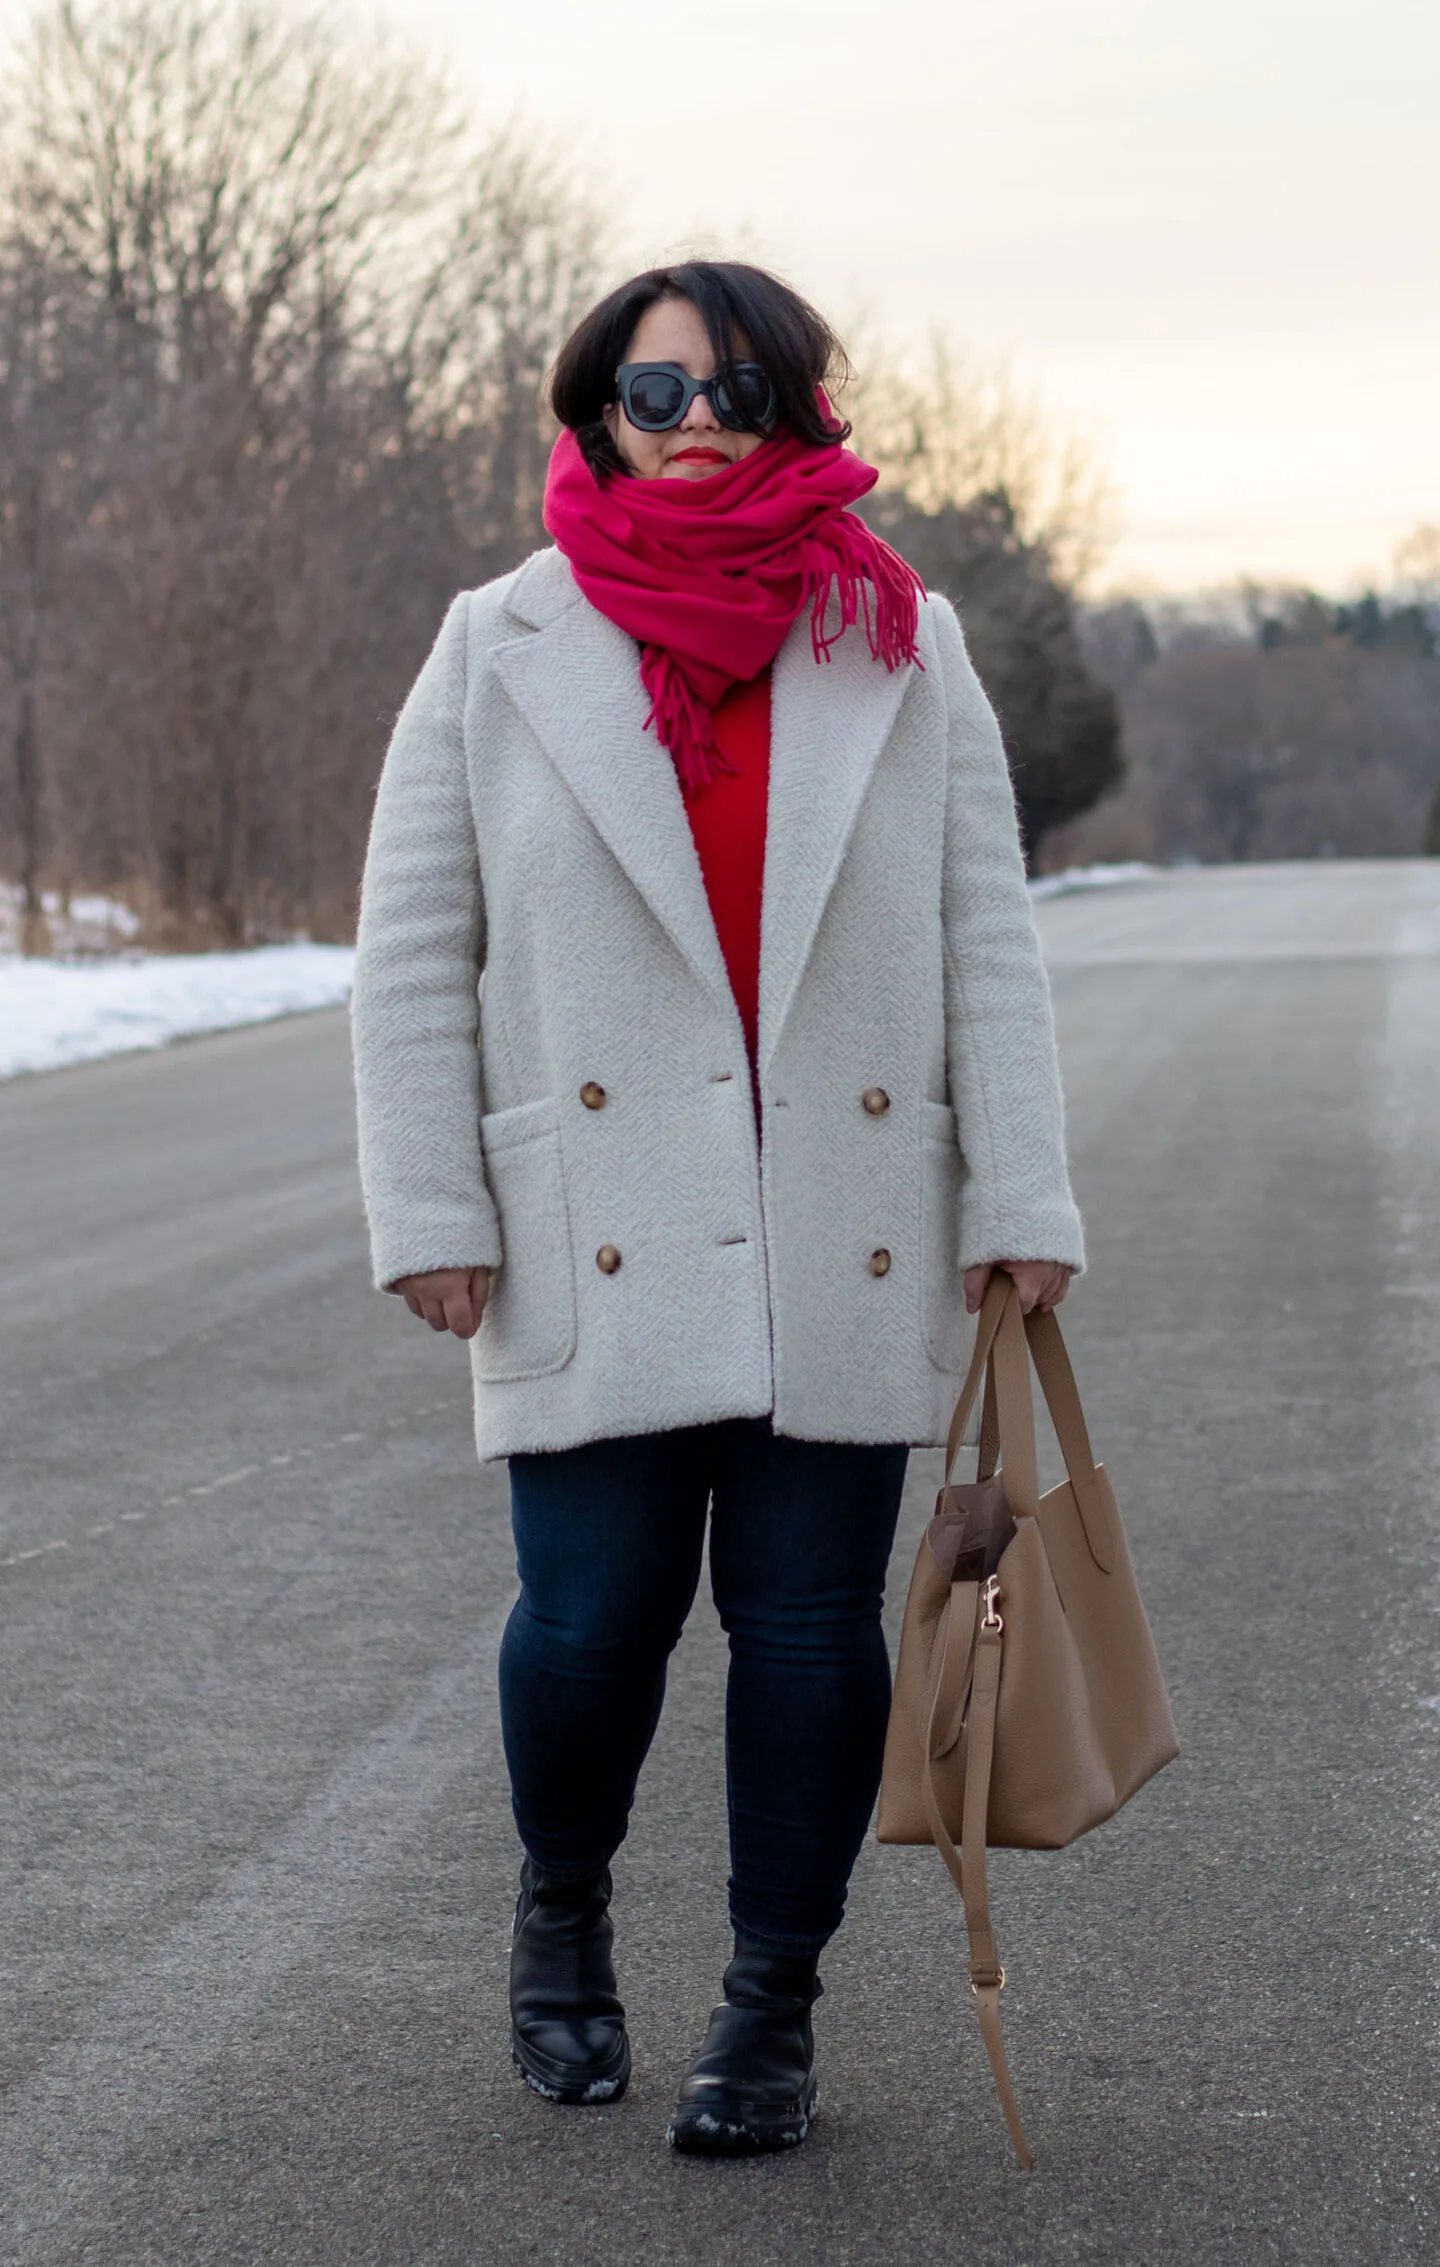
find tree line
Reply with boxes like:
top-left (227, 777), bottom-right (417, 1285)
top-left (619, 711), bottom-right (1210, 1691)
top-left (5, 0), bottom-right (1277, 953)
top-left (1056, 553), bottom-right (1440, 870)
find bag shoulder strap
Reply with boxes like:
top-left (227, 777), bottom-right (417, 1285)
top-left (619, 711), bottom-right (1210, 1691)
top-left (919, 1580), bottom-right (1033, 2170)
top-left (960, 1595), bottom-right (1032, 2168)
top-left (923, 1286), bottom-right (1124, 2167)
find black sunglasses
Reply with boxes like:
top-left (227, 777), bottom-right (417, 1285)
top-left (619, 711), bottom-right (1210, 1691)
top-left (615, 360), bottom-right (777, 435)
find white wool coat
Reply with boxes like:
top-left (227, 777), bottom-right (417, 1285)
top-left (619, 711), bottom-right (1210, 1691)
top-left (350, 545), bottom-right (1084, 1462)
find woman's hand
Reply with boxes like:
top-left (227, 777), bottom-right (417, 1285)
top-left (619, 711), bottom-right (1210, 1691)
top-left (393, 1267), bottom-right (491, 1339)
top-left (964, 1260), bottom-right (1073, 1316)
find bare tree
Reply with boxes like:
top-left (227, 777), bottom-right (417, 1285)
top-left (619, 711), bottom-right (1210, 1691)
top-left (843, 334), bottom-right (1118, 590)
top-left (1394, 523), bottom-right (1440, 603)
top-left (0, 239), bottom-right (110, 948)
top-left (836, 329), bottom-right (1124, 867)
top-left (0, 248), bottom-right (51, 950)
top-left (0, 0), bottom-right (603, 946)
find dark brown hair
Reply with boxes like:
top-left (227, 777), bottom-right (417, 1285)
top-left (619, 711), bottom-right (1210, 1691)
top-left (549, 260), bottom-right (851, 477)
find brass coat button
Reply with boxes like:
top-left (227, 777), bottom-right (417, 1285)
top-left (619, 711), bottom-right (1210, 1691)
top-left (862, 1087), bottom-right (891, 1116)
top-left (580, 1082), bottom-right (607, 1110)
top-left (596, 1244), bottom-right (622, 1275)
top-left (869, 1248), bottom-right (892, 1277)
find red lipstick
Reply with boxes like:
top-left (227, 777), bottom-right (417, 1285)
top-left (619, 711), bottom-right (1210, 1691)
top-left (671, 446), bottom-right (728, 465)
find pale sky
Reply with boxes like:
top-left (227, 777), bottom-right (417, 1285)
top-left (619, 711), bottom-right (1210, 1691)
top-left (3, 0), bottom-right (1432, 591)
top-left (411, 0), bottom-right (1439, 594)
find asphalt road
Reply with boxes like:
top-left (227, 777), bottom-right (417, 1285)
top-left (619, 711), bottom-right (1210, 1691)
top-left (1, 860), bottom-right (1437, 2267)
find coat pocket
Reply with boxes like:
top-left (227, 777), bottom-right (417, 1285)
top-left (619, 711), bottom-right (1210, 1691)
top-left (920, 1098), bottom-right (966, 1372)
top-left (473, 1098), bottom-right (578, 1383)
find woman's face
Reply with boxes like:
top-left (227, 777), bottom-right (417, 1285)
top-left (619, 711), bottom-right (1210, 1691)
top-left (603, 296), bottom-right (768, 482)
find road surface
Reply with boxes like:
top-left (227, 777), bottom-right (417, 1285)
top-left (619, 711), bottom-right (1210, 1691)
top-left (1, 860), bottom-right (1436, 2264)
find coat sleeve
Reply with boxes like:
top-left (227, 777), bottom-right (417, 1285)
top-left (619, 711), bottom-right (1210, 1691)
top-left (350, 591), bottom-right (504, 1291)
top-left (932, 592), bottom-right (1087, 1274)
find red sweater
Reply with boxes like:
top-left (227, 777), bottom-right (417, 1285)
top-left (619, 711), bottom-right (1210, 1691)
top-left (682, 668), bottom-right (771, 1066)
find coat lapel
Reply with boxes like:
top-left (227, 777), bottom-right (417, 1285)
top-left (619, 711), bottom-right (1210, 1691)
top-left (492, 555), bottom-right (736, 1013)
top-left (494, 550), bottom-right (917, 1071)
top-left (759, 610), bottom-right (916, 1075)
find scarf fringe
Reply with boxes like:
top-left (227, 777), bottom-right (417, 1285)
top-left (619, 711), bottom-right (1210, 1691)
top-left (800, 520), bottom-right (926, 675)
top-left (642, 527), bottom-right (926, 795)
top-left (640, 647), bottom-right (738, 798)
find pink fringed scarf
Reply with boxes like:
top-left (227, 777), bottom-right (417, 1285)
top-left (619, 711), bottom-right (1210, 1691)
top-left (542, 414), bottom-right (925, 794)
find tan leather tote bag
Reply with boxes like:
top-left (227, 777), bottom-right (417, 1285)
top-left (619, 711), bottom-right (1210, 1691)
top-left (878, 1273), bottom-right (1178, 2167)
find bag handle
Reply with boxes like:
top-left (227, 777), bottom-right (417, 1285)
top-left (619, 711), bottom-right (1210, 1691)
top-left (983, 1292), bottom-right (1041, 1515)
top-left (946, 1279), bottom-right (1117, 1575)
top-left (1023, 1308), bottom-right (1117, 1573)
top-left (942, 1271), bottom-right (1012, 1486)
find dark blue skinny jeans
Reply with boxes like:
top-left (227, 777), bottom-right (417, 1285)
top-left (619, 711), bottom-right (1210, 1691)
top-left (500, 1421), bottom-right (909, 1954)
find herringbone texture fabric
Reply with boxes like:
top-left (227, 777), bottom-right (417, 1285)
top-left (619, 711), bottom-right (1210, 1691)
top-left (351, 549), bottom-right (1084, 1460)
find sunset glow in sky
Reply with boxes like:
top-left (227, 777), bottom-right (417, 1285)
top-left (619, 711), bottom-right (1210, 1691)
top-left (416, 0), bottom-right (1438, 594)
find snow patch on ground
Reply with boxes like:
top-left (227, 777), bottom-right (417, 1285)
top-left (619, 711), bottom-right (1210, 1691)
top-left (0, 882), bottom-right (142, 957)
top-left (1028, 861), bottom-right (1160, 902)
top-left (0, 943), bottom-right (355, 1080)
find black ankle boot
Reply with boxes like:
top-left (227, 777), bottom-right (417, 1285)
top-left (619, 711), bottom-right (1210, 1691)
top-left (667, 1944), bottom-right (822, 2155)
top-left (509, 1859), bottom-right (630, 2105)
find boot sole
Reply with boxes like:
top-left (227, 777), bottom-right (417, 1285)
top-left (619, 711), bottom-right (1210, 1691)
top-left (667, 2080), bottom-right (819, 2156)
top-left (511, 2030), bottom-right (632, 2107)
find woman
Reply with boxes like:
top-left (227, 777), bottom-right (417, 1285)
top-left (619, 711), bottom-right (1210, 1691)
top-left (350, 261), bottom-right (1082, 2157)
